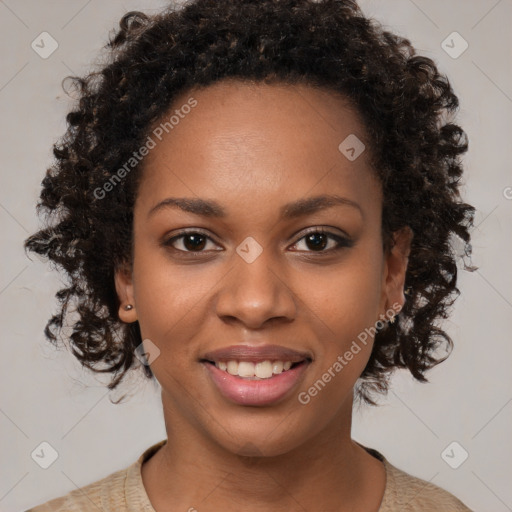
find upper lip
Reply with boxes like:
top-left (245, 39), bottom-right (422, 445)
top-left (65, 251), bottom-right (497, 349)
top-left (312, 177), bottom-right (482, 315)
top-left (201, 344), bottom-right (313, 363)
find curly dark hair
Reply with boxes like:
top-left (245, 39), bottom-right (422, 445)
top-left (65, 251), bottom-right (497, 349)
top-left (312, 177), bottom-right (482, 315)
top-left (24, 0), bottom-right (475, 404)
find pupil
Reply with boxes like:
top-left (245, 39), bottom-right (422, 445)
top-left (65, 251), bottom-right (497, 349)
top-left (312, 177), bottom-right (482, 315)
top-left (182, 233), bottom-right (328, 252)
top-left (307, 233), bottom-right (327, 251)
top-left (185, 234), bottom-right (206, 251)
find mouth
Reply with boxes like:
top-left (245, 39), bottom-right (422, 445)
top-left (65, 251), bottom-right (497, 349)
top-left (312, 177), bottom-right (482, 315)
top-left (200, 344), bottom-right (313, 406)
top-left (202, 359), bottom-right (307, 379)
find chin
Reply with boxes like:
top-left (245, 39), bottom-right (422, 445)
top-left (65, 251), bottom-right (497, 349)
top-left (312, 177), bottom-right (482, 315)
top-left (202, 408), bottom-right (324, 459)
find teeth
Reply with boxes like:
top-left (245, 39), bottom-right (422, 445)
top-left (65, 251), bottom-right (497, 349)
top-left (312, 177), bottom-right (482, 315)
top-left (255, 361), bottom-right (273, 379)
top-left (226, 361), bottom-right (238, 375)
top-left (214, 360), bottom-right (296, 379)
top-left (238, 361), bottom-right (255, 377)
top-left (272, 361), bottom-right (284, 374)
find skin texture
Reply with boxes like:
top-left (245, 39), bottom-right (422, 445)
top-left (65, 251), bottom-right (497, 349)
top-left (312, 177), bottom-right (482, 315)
top-left (115, 80), bottom-right (412, 512)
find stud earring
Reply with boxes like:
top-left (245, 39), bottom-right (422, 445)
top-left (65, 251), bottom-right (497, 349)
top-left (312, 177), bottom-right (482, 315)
top-left (124, 304), bottom-right (134, 311)
top-left (389, 314), bottom-right (396, 324)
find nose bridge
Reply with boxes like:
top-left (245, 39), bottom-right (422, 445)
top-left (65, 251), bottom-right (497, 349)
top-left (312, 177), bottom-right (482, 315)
top-left (215, 241), bottom-right (297, 327)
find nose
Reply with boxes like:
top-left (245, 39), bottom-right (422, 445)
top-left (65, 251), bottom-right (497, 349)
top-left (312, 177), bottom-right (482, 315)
top-left (214, 251), bottom-right (297, 330)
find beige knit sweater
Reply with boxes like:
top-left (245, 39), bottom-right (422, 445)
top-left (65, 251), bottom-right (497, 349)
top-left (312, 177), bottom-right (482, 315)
top-left (26, 440), bottom-right (473, 511)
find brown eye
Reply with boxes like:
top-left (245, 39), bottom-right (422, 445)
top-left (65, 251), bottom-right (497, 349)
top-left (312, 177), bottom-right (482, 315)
top-left (290, 228), bottom-right (353, 254)
top-left (162, 231), bottom-right (220, 253)
top-left (180, 233), bottom-right (207, 251)
top-left (304, 232), bottom-right (329, 251)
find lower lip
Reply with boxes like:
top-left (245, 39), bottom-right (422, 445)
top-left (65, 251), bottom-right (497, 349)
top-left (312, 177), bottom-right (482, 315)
top-left (203, 361), bottom-right (310, 406)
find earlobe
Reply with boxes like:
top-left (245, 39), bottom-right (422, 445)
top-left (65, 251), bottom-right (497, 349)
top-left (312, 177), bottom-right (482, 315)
top-left (384, 226), bottom-right (413, 311)
top-left (114, 264), bottom-right (137, 323)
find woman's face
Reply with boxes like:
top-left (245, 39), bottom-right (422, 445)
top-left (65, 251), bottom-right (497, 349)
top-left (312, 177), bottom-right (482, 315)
top-left (116, 80), bottom-right (411, 456)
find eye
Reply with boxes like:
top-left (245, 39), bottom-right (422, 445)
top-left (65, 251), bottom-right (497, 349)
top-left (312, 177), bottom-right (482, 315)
top-left (162, 227), bottom-right (353, 255)
top-left (162, 230), bottom-right (221, 253)
top-left (290, 228), bottom-right (353, 254)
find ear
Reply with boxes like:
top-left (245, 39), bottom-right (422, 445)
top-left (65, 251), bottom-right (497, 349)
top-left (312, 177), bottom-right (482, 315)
top-left (381, 226), bottom-right (413, 315)
top-left (114, 263), bottom-right (137, 323)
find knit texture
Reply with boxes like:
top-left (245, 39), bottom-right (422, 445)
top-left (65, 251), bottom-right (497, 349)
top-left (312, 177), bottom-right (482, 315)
top-left (26, 440), bottom-right (473, 511)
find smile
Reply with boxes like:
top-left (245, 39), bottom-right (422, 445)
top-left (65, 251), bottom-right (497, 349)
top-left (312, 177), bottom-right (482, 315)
top-left (202, 360), bottom-right (311, 406)
top-left (212, 359), bottom-right (296, 379)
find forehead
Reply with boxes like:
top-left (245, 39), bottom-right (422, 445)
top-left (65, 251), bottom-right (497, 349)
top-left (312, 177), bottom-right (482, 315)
top-left (136, 80), bottom-right (380, 220)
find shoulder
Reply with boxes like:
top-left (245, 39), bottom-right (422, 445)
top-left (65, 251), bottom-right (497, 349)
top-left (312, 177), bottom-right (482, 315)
top-left (24, 440), bottom-right (166, 512)
top-left (24, 465), bottom-right (130, 512)
top-left (380, 457), bottom-right (473, 511)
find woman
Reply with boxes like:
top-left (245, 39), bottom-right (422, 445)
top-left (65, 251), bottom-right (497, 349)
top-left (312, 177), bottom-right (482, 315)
top-left (25, 0), bottom-right (475, 510)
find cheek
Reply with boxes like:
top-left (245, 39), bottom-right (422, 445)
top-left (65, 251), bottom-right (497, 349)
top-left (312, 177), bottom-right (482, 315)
top-left (304, 249), bottom-right (384, 338)
top-left (295, 247), bottom-right (384, 394)
top-left (130, 244), bottom-right (211, 360)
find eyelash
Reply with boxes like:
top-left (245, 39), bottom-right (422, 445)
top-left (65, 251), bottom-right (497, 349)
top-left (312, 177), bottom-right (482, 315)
top-left (161, 227), bottom-right (353, 256)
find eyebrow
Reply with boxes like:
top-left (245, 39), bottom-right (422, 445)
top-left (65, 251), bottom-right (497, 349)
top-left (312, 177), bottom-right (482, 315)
top-left (147, 194), bottom-right (362, 219)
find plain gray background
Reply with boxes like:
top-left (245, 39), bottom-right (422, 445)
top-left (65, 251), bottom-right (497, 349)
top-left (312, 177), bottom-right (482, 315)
top-left (1, 1), bottom-right (511, 511)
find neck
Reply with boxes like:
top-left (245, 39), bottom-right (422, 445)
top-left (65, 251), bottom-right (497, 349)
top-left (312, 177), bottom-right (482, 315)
top-left (141, 393), bottom-right (385, 512)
